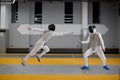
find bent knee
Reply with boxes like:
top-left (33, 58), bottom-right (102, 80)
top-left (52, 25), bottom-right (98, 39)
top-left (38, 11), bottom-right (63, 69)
top-left (102, 57), bottom-right (106, 61)
top-left (84, 53), bottom-right (88, 58)
top-left (47, 48), bottom-right (50, 52)
top-left (44, 48), bottom-right (50, 52)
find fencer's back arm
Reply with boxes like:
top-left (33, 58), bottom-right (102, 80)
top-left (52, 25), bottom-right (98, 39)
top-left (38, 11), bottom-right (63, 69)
top-left (81, 36), bottom-right (90, 44)
top-left (98, 33), bottom-right (105, 49)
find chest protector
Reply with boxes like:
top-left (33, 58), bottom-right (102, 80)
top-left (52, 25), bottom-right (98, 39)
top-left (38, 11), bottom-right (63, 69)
top-left (90, 32), bottom-right (100, 50)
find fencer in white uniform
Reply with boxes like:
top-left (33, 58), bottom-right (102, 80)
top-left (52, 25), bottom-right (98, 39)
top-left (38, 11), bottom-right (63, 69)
top-left (22, 24), bottom-right (73, 66)
top-left (80, 25), bottom-right (110, 70)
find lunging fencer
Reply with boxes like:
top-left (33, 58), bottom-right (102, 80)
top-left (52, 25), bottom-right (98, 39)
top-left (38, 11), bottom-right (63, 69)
top-left (22, 24), bottom-right (73, 66)
top-left (79, 25), bottom-right (110, 70)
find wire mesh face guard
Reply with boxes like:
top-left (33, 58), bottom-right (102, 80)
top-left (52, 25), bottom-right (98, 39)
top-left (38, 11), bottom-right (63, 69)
top-left (89, 25), bottom-right (96, 33)
top-left (48, 24), bottom-right (56, 31)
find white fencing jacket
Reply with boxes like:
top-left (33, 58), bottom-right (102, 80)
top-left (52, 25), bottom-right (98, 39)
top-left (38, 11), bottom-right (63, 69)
top-left (82, 32), bottom-right (105, 51)
top-left (31, 28), bottom-right (72, 43)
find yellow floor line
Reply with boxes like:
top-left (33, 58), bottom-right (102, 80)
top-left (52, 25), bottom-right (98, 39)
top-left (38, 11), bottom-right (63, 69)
top-left (0, 74), bottom-right (119, 80)
top-left (0, 58), bottom-right (119, 65)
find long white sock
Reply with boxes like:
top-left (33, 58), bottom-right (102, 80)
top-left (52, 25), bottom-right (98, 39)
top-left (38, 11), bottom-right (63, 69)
top-left (84, 56), bottom-right (88, 66)
top-left (38, 51), bottom-right (47, 58)
top-left (24, 44), bottom-right (42, 61)
top-left (102, 57), bottom-right (106, 66)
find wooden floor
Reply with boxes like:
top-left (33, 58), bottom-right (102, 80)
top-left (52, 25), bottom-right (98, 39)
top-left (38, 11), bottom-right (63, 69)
top-left (0, 53), bottom-right (120, 80)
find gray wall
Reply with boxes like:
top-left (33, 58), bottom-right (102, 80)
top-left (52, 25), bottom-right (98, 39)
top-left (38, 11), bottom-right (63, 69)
top-left (88, 2), bottom-right (93, 24)
top-left (42, 1), bottom-right (81, 24)
top-left (117, 3), bottom-right (120, 53)
top-left (8, 1), bottom-right (120, 50)
top-left (18, 1), bottom-right (30, 24)
top-left (42, 1), bottom-right (64, 24)
top-left (73, 2), bottom-right (81, 24)
top-left (88, 2), bottom-right (119, 48)
top-left (9, 24), bottom-right (81, 48)
top-left (100, 2), bottom-right (118, 48)
top-left (18, 1), bottom-right (35, 24)
top-left (117, 11), bottom-right (120, 53)
top-left (9, 1), bottom-right (82, 48)
top-left (0, 4), bottom-right (1, 27)
top-left (6, 4), bottom-right (11, 29)
top-left (0, 4), bottom-right (11, 29)
top-left (17, 1), bottom-right (82, 24)
top-left (9, 24), bottom-right (29, 48)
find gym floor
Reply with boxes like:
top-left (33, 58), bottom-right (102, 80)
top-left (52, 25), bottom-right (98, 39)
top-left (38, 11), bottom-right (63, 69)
top-left (0, 53), bottom-right (120, 80)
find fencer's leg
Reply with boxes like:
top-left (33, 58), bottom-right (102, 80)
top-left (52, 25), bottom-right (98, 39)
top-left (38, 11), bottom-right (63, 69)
top-left (84, 48), bottom-right (93, 66)
top-left (36, 45), bottom-right (50, 62)
top-left (81, 48), bottom-right (93, 70)
top-left (96, 46), bottom-right (106, 66)
top-left (22, 42), bottom-right (44, 66)
top-left (97, 46), bottom-right (110, 70)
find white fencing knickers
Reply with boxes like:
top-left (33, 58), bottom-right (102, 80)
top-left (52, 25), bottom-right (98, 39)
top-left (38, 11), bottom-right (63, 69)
top-left (24, 40), bottom-right (50, 61)
top-left (84, 46), bottom-right (106, 66)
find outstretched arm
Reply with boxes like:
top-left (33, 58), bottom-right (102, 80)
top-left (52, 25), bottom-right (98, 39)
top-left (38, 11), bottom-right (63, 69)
top-left (53, 31), bottom-right (73, 36)
top-left (98, 33), bottom-right (105, 52)
top-left (28, 27), bottom-right (44, 32)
